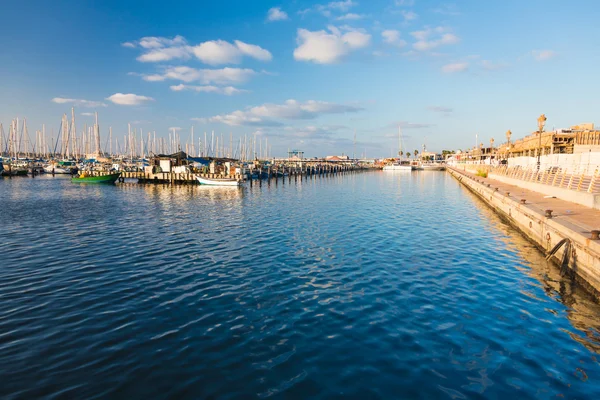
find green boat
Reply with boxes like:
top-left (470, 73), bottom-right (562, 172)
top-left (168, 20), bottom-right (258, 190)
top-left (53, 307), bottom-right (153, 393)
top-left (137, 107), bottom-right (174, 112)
top-left (71, 172), bottom-right (121, 184)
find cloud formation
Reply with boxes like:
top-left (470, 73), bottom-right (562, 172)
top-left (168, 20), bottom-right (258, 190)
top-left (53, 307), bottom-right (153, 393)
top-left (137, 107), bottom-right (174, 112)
top-left (124, 36), bottom-right (272, 65)
top-left (411, 27), bottom-right (459, 51)
top-left (138, 66), bottom-right (256, 85)
top-left (336, 13), bottom-right (364, 21)
top-left (52, 97), bottom-right (107, 108)
top-left (299, 0), bottom-right (357, 17)
top-left (170, 84), bottom-right (247, 95)
top-left (267, 7), bottom-right (288, 21)
top-left (294, 26), bottom-right (371, 64)
top-left (207, 99), bottom-right (364, 126)
top-left (382, 30), bottom-right (407, 47)
top-left (106, 93), bottom-right (154, 106)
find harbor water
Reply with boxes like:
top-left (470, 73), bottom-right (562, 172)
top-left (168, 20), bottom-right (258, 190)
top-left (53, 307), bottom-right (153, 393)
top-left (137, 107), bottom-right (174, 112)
top-left (1, 172), bottom-right (600, 399)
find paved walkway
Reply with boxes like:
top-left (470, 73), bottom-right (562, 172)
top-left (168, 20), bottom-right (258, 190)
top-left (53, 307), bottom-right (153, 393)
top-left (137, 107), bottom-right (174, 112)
top-left (449, 167), bottom-right (600, 235)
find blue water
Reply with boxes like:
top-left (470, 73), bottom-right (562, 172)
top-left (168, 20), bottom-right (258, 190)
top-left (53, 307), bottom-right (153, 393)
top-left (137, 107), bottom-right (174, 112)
top-left (1, 172), bottom-right (600, 399)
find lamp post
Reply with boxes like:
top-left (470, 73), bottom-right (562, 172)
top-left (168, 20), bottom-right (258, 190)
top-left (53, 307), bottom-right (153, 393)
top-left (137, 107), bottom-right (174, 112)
top-left (505, 130), bottom-right (511, 159)
top-left (537, 114), bottom-right (546, 171)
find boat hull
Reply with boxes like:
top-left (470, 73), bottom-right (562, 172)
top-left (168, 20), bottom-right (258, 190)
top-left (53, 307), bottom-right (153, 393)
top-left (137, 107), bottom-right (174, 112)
top-left (383, 165), bottom-right (413, 171)
top-left (71, 173), bottom-right (121, 184)
top-left (196, 176), bottom-right (241, 186)
top-left (44, 166), bottom-right (74, 174)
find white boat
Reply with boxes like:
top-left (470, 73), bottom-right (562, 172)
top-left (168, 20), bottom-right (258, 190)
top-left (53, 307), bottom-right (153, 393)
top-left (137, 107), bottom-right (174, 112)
top-left (383, 125), bottom-right (413, 171)
top-left (196, 176), bottom-right (241, 186)
top-left (44, 160), bottom-right (78, 174)
top-left (383, 161), bottom-right (413, 171)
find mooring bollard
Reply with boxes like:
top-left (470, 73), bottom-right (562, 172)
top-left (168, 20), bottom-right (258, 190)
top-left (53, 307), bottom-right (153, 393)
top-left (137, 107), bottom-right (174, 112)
top-left (591, 230), bottom-right (600, 240)
top-left (521, 199), bottom-right (526, 204)
top-left (495, 187), bottom-right (499, 192)
top-left (545, 209), bottom-right (553, 218)
top-left (506, 192), bottom-right (510, 197)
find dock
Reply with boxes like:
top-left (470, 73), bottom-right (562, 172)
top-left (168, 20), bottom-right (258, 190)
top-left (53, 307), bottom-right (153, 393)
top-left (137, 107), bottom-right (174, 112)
top-left (86, 162), bottom-right (367, 185)
top-left (448, 166), bottom-right (600, 298)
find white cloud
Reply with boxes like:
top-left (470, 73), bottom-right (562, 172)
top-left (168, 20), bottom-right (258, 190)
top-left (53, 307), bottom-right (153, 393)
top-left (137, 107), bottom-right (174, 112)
top-left (208, 99), bottom-right (363, 126)
top-left (299, 0), bottom-right (357, 17)
top-left (532, 50), bottom-right (557, 61)
top-left (106, 93), bottom-right (154, 106)
top-left (327, 0), bottom-right (356, 11)
top-left (441, 62), bottom-right (468, 73)
top-left (140, 66), bottom-right (256, 85)
top-left (234, 40), bottom-right (272, 61)
top-left (80, 112), bottom-right (95, 116)
top-left (51, 97), bottom-right (107, 108)
top-left (267, 7), bottom-right (288, 21)
top-left (139, 36), bottom-right (187, 49)
top-left (411, 27), bottom-right (459, 51)
top-left (121, 41), bottom-right (136, 48)
top-left (401, 10), bottom-right (418, 21)
top-left (336, 13), bottom-right (364, 21)
top-left (382, 30), bottom-right (407, 47)
top-left (138, 47), bottom-right (192, 63)
top-left (192, 40), bottom-right (242, 65)
top-left (126, 35), bottom-right (272, 65)
top-left (294, 26), bottom-right (371, 64)
top-left (170, 84), bottom-right (247, 95)
top-left (192, 40), bottom-right (272, 65)
top-left (143, 74), bottom-right (167, 82)
top-left (191, 117), bottom-right (208, 123)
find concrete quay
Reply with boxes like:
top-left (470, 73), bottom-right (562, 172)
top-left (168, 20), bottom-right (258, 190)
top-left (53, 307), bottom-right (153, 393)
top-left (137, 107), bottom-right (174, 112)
top-left (447, 166), bottom-right (600, 299)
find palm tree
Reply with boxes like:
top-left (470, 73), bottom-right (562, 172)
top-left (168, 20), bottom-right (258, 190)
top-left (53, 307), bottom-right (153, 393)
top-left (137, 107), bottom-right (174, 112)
top-left (399, 150), bottom-right (403, 158)
top-left (414, 149), bottom-right (419, 159)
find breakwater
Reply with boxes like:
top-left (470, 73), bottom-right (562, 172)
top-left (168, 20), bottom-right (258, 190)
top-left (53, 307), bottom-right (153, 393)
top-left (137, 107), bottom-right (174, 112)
top-left (448, 166), bottom-right (600, 298)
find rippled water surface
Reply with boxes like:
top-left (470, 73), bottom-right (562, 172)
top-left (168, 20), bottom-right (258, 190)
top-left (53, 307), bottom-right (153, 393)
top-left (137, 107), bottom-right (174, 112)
top-left (2, 172), bottom-right (600, 399)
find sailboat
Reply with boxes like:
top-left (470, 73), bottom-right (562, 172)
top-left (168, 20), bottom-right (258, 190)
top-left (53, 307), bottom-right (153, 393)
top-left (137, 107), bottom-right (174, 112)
top-left (383, 126), bottom-right (412, 171)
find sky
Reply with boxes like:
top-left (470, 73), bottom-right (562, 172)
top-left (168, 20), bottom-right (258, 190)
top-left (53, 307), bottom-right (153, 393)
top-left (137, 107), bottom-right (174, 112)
top-left (1, 0), bottom-right (599, 158)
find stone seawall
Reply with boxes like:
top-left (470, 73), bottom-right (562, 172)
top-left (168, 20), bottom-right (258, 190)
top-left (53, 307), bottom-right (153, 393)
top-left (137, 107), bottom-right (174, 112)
top-left (448, 167), bottom-right (600, 298)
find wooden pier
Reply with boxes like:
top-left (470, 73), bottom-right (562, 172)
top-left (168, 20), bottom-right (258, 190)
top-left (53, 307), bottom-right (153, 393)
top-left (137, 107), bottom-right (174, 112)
top-left (86, 162), bottom-right (368, 185)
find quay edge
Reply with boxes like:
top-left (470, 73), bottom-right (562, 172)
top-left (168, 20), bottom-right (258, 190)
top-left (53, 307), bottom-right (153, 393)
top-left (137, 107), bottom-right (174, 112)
top-left (447, 167), bottom-right (600, 299)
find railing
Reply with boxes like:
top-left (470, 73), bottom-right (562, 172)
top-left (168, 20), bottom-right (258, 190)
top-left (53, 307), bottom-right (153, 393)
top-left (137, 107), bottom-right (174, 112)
top-left (458, 164), bottom-right (600, 194)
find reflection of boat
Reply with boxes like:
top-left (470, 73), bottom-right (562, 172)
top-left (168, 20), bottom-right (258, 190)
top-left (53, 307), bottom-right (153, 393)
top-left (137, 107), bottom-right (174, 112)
top-left (44, 160), bottom-right (78, 174)
top-left (196, 176), bottom-right (241, 186)
top-left (71, 172), bottom-right (121, 184)
top-left (383, 160), bottom-right (413, 171)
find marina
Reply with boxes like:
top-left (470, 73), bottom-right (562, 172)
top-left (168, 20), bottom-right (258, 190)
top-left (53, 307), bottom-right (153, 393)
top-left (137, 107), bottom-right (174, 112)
top-left (3, 0), bottom-right (600, 397)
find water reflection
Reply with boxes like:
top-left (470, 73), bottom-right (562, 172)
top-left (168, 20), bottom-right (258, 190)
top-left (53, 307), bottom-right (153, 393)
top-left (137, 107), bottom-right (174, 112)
top-left (462, 185), bottom-right (600, 354)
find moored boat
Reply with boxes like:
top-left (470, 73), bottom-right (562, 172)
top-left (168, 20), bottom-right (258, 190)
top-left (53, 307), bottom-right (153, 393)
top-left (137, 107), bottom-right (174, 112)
top-left (71, 172), bottom-right (121, 184)
top-left (383, 160), bottom-right (413, 171)
top-left (196, 176), bottom-right (241, 186)
top-left (44, 160), bottom-right (78, 174)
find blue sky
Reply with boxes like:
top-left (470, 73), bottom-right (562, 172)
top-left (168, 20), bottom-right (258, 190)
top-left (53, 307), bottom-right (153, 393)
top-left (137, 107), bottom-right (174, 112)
top-left (1, 0), bottom-right (599, 157)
